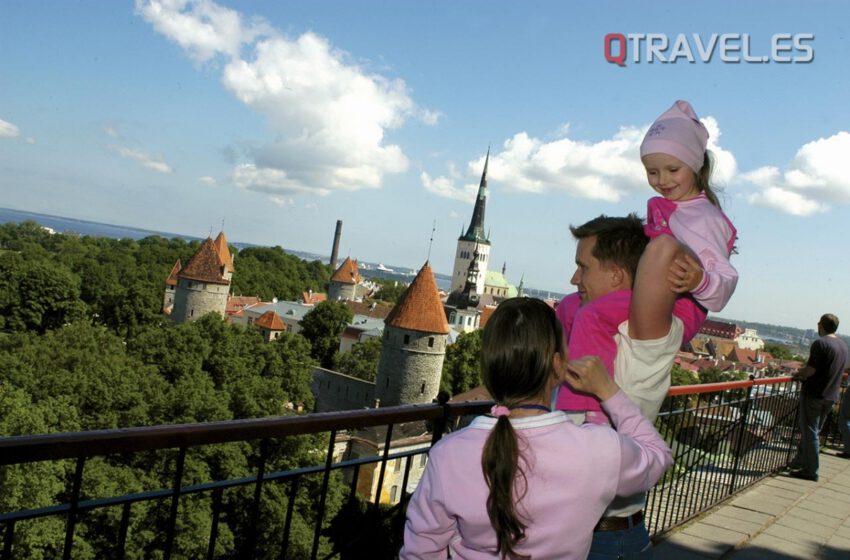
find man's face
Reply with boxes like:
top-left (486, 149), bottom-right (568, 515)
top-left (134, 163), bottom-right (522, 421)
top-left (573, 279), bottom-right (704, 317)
top-left (570, 236), bottom-right (616, 304)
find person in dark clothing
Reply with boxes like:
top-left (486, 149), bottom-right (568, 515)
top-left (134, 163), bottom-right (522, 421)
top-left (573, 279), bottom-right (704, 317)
top-left (789, 313), bottom-right (850, 481)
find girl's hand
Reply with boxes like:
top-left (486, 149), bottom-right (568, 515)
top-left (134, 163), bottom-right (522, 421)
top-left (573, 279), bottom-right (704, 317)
top-left (668, 254), bottom-right (704, 293)
top-left (564, 356), bottom-right (618, 401)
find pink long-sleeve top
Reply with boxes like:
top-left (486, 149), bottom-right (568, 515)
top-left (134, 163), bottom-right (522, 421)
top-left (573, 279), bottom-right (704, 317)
top-left (645, 194), bottom-right (737, 312)
top-left (400, 390), bottom-right (672, 560)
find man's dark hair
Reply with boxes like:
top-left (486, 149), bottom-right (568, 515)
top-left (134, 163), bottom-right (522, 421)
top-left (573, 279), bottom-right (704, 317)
top-left (569, 214), bottom-right (648, 279)
top-left (820, 314), bottom-right (839, 334)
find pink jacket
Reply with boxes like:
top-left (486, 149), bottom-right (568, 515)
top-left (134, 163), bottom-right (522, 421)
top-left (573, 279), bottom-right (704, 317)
top-left (555, 291), bottom-right (705, 416)
top-left (400, 391), bottom-right (672, 560)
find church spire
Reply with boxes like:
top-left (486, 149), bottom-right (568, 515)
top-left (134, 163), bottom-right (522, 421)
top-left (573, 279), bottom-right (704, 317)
top-left (460, 147), bottom-right (489, 243)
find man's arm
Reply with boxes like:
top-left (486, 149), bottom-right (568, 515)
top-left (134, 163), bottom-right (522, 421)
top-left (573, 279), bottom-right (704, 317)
top-left (793, 365), bottom-right (815, 381)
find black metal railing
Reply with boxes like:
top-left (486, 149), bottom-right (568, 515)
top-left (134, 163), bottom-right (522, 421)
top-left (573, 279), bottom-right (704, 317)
top-left (0, 377), bottom-right (844, 559)
top-left (647, 376), bottom-right (814, 535)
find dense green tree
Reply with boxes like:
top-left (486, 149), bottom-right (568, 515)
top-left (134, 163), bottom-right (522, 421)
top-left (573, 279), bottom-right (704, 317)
top-left (0, 253), bottom-right (87, 333)
top-left (440, 329), bottom-right (483, 396)
top-left (369, 278), bottom-right (407, 304)
top-left (0, 223), bottom-right (353, 559)
top-left (300, 301), bottom-right (354, 368)
top-left (671, 363), bottom-right (699, 387)
top-left (230, 246), bottom-right (330, 301)
top-left (763, 342), bottom-right (805, 362)
top-left (333, 336), bottom-right (382, 381)
top-left (698, 366), bottom-right (748, 384)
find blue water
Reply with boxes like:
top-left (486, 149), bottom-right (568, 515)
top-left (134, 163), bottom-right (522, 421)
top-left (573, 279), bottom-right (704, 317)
top-left (0, 207), bottom-right (563, 297)
top-left (0, 207), bottom-right (204, 243)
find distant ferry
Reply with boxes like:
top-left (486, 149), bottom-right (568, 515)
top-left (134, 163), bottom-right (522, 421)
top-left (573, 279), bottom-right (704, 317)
top-left (376, 263), bottom-right (394, 272)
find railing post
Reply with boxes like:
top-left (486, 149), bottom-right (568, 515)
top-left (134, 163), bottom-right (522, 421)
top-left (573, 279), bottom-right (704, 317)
top-left (3, 521), bottom-right (14, 560)
top-left (246, 439), bottom-right (270, 557)
top-left (728, 377), bottom-right (755, 494)
top-left (206, 487), bottom-right (223, 560)
top-left (311, 430), bottom-right (337, 560)
top-left (374, 424), bottom-right (395, 508)
top-left (62, 456), bottom-right (86, 560)
top-left (430, 391), bottom-right (451, 446)
top-left (117, 502), bottom-right (131, 560)
top-left (280, 477), bottom-right (300, 560)
top-left (163, 447), bottom-right (186, 560)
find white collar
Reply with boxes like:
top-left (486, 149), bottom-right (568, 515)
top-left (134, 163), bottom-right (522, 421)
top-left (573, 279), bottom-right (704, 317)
top-left (468, 411), bottom-right (569, 430)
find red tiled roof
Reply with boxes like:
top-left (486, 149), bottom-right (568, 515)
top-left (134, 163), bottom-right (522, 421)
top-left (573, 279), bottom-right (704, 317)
top-left (178, 238), bottom-right (230, 285)
top-left (451, 384), bottom-right (492, 402)
top-left (479, 305), bottom-right (497, 328)
top-left (385, 262), bottom-right (449, 334)
top-left (699, 319), bottom-right (741, 340)
top-left (674, 359), bottom-right (700, 373)
top-left (226, 295), bottom-right (261, 316)
top-left (344, 300), bottom-right (392, 320)
top-left (302, 291), bottom-right (327, 305)
top-left (165, 259), bottom-right (181, 286)
top-left (330, 257), bottom-right (361, 285)
top-left (214, 231), bottom-right (234, 273)
top-left (255, 310), bottom-right (285, 330)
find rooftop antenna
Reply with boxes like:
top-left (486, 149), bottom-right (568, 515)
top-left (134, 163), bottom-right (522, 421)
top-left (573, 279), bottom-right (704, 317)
top-left (426, 219), bottom-right (436, 261)
top-left (220, 217), bottom-right (225, 232)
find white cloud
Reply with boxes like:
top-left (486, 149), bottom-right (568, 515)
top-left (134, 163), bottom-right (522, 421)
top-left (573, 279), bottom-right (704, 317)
top-left (422, 116), bottom-right (742, 207)
top-left (270, 196), bottom-right (294, 207)
top-left (0, 118), bottom-right (20, 138)
top-left (138, 0), bottom-right (435, 196)
top-left (742, 131), bottom-right (850, 216)
top-left (199, 175), bottom-right (217, 186)
top-left (421, 165), bottom-right (478, 203)
top-left (25, 137), bottom-right (36, 145)
top-left (135, 0), bottom-right (269, 63)
top-left (746, 186), bottom-right (827, 216)
top-left (110, 145), bottom-right (173, 173)
top-left (702, 116), bottom-right (738, 185)
top-left (103, 126), bottom-right (118, 138)
top-left (231, 163), bottom-right (330, 195)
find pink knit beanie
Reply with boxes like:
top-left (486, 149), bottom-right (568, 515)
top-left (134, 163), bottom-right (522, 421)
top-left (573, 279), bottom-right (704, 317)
top-left (640, 100), bottom-right (709, 174)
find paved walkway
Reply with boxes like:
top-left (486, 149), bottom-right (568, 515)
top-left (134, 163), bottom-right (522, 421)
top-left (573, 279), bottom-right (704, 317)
top-left (653, 450), bottom-right (850, 560)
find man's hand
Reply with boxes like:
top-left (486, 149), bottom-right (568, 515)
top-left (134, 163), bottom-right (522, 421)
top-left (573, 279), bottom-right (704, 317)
top-left (668, 254), bottom-right (704, 294)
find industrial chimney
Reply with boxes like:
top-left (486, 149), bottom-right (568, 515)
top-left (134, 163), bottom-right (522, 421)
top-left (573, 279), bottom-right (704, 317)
top-left (330, 220), bottom-right (342, 270)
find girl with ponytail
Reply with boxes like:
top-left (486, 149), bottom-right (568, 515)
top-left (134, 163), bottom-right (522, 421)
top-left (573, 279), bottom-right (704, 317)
top-left (402, 298), bottom-right (672, 559)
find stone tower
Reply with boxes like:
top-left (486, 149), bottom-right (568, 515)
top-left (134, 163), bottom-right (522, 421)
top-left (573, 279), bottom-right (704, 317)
top-left (451, 148), bottom-right (491, 294)
top-left (171, 232), bottom-right (233, 323)
top-left (162, 259), bottom-right (181, 314)
top-left (328, 256), bottom-right (361, 301)
top-left (374, 262), bottom-right (450, 407)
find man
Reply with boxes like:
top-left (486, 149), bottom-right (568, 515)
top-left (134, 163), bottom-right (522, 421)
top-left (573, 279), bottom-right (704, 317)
top-left (789, 314), bottom-right (849, 481)
top-left (556, 214), bottom-right (695, 559)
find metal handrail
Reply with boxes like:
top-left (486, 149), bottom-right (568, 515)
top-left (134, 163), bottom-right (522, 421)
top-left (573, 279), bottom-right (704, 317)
top-left (1, 375), bottom-right (837, 560)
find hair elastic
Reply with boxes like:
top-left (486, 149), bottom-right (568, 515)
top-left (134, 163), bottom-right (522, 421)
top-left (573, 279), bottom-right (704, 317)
top-left (490, 405), bottom-right (511, 417)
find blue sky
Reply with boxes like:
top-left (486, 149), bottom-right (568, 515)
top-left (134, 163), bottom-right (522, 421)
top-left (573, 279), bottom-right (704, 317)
top-left (1, 1), bottom-right (849, 330)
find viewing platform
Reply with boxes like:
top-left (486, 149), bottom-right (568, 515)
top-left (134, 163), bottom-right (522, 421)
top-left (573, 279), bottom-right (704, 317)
top-left (655, 451), bottom-right (850, 559)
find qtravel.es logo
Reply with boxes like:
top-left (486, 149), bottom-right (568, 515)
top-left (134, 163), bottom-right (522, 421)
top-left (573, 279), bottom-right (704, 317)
top-left (604, 33), bottom-right (814, 66)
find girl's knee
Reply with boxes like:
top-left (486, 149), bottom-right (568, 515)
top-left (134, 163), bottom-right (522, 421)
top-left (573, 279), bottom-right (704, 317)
top-left (644, 235), bottom-right (683, 263)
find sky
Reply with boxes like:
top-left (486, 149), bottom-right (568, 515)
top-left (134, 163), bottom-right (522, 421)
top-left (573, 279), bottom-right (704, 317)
top-left (1, 1), bottom-right (849, 331)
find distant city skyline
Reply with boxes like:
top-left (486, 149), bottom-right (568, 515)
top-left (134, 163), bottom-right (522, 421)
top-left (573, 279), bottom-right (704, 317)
top-left (2, 1), bottom-right (850, 330)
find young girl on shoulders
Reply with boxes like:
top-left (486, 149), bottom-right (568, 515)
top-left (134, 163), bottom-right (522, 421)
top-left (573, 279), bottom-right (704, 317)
top-left (556, 99), bottom-right (738, 424)
top-left (401, 297), bottom-right (672, 559)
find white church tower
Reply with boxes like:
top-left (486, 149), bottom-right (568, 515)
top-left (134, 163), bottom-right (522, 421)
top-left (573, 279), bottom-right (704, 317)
top-left (451, 148), bottom-right (491, 294)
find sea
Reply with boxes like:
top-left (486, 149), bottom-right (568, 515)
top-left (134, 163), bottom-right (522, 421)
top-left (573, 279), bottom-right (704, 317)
top-left (1, 207), bottom-right (513, 295)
